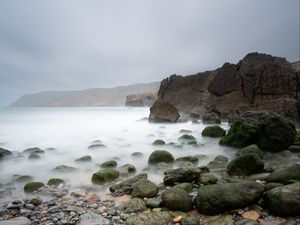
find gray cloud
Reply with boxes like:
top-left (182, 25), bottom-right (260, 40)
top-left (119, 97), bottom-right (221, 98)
top-left (0, 0), bottom-right (299, 106)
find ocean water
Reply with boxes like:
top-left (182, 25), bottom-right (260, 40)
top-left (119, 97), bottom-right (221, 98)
top-left (0, 107), bottom-right (236, 200)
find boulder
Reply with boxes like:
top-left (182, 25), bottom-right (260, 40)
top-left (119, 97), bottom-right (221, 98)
top-left (88, 143), bottom-right (106, 149)
top-left (123, 198), bottom-right (147, 213)
top-left (175, 156), bottom-right (199, 165)
top-left (161, 187), bottom-right (193, 212)
top-left (53, 165), bottom-right (77, 173)
top-left (22, 147), bottom-right (44, 154)
top-left (12, 175), bottom-right (33, 183)
top-left (131, 152), bottom-right (143, 158)
top-left (152, 139), bottom-right (165, 145)
top-left (194, 181), bottom-right (264, 215)
top-left (220, 111), bottom-right (296, 152)
top-left (24, 182), bottom-right (45, 193)
top-left (0, 148), bottom-right (12, 159)
top-left (47, 178), bottom-right (65, 187)
top-left (75, 155), bottom-right (92, 162)
top-left (148, 150), bottom-right (174, 165)
top-left (181, 216), bottom-right (200, 225)
top-left (100, 160), bottom-right (117, 168)
top-left (227, 153), bottom-right (264, 176)
top-left (91, 169), bottom-right (119, 185)
top-left (163, 167), bottom-right (201, 186)
top-left (125, 211), bottom-right (172, 225)
top-left (109, 173), bottom-right (147, 196)
top-left (178, 134), bottom-right (196, 142)
top-left (145, 198), bottom-right (161, 208)
top-left (237, 144), bottom-right (262, 158)
top-left (174, 182), bottom-right (193, 192)
top-left (202, 126), bottom-right (226, 138)
top-left (118, 164), bottom-right (136, 176)
top-left (206, 156), bottom-right (228, 170)
top-left (149, 101), bottom-right (180, 123)
top-left (28, 153), bottom-right (41, 159)
top-left (198, 173), bottom-right (218, 185)
top-left (131, 179), bottom-right (159, 198)
top-left (265, 164), bottom-right (300, 184)
top-left (264, 183), bottom-right (300, 216)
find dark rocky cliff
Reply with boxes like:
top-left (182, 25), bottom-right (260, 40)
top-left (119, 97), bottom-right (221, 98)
top-left (150, 53), bottom-right (300, 121)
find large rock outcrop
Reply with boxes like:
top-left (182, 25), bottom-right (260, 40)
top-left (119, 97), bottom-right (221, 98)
top-left (150, 53), bottom-right (299, 121)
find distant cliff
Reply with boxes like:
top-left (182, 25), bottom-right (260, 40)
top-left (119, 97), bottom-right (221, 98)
top-left (10, 82), bottom-right (160, 107)
top-left (125, 92), bottom-right (157, 107)
top-left (150, 52), bottom-right (300, 121)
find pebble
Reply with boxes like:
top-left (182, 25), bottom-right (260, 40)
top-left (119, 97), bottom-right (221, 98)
top-left (173, 215), bottom-right (182, 223)
top-left (242, 210), bottom-right (260, 220)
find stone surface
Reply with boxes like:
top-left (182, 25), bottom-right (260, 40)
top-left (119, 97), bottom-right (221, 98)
top-left (194, 181), bottom-right (264, 215)
top-left (0, 217), bottom-right (31, 225)
top-left (202, 125), bottom-right (226, 138)
top-left (131, 179), bottom-right (159, 198)
top-left (109, 173), bottom-right (147, 196)
top-left (91, 168), bottom-right (119, 184)
top-left (265, 164), bottom-right (300, 184)
top-left (163, 167), bottom-right (201, 186)
top-left (125, 92), bottom-right (157, 107)
top-left (148, 150), bottom-right (174, 165)
top-left (161, 187), bottom-right (193, 212)
top-left (123, 198), bottom-right (147, 213)
top-left (23, 182), bottom-right (44, 193)
top-left (264, 183), bottom-right (300, 216)
top-left (125, 211), bottom-right (172, 225)
top-left (149, 100), bottom-right (180, 122)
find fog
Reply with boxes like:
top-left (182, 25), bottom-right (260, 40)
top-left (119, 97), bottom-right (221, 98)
top-left (0, 0), bottom-right (299, 106)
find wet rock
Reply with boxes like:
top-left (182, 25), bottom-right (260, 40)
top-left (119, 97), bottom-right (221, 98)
top-left (12, 175), bottom-right (33, 183)
top-left (152, 139), bottom-right (165, 145)
top-left (237, 144), bottom-right (262, 158)
top-left (161, 187), bottom-right (193, 212)
top-left (265, 182), bottom-right (283, 191)
top-left (28, 153), bottom-right (41, 159)
top-left (123, 198), bottom-right (147, 213)
top-left (235, 219), bottom-right (260, 225)
top-left (202, 125), bottom-right (226, 138)
top-left (175, 156), bottom-right (199, 165)
top-left (53, 165), bottom-right (77, 173)
top-left (145, 198), bottom-right (161, 208)
top-left (47, 178), bottom-right (65, 187)
top-left (30, 198), bottom-right (43, 206)
top-left (227, 153), bottom-right (264, 176)
top-left (91, 168), bottom-right (119, 185)
top-left (179, 129), bottom-right (192, 133)
top-left (0, 148), bottom-right (12, 159)
top-left (125, 211), bottom-right (172, 225)
top-left (80, 212), bottom-right (110, 225)
top-left (204, 215), bottom-right (233, 225)
top-left (174, 183), bottom-right (193, 192)
top-left (24, 182), bottom-right (44, 193)
top-left (149, 101), bottom-right (180, 123)
top-left (109, 173), bottom-right (147, 196)
top-left (163, 167), bottom-right (201, 186)
top-left (219, 111), bottom-right (297, 152)
top-left (265, 164), bottom-right (300, 184)
top-left (131, 152), bottom-right (143, 158)
top-left (75, 155), bottom-right (92, 162)
top-left (198, 173), bottom-right (218, 185)
top-left (264, 183), bottom-right (300, 216)
top-left (100, 160), bottom-right (118, 168)
top-left (22, 147), bottom-right (45, 154)
top-left (178, 134), bottom-right (196, 142)
top-left (88, 143), bottom-right (106, 149)
top-left (118, 164), bottom-right (136, 176)
top-left (131, 179), bottom-right (159, 198)
top-left (181, 216), bottom-right (200, 225)
top-left (194, 181), bottom-right (264, 215)
top-left (148, 150), bottom-right (174, 166)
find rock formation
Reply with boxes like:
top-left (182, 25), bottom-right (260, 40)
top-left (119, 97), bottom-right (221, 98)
top-left (125, 92), bottom-right (157, 107)
top-left (150, 53), bottom-right (299, 121)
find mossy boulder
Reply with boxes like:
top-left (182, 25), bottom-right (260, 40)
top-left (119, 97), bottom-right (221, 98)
top-left (202, 126), bottom-right (226, 138)
top-left (175, 156), bottom-right (199, 165)
top-left (194, 181), bottom-right (264, 215)
top-left (198, 173), bottom-right (218, 185)
top-left (22, 147), bottom-right (45, 154)
top-left (227, 153), bottom-right (264, 176)
top-left (265, 164), bottom-right (300, 184)
top-left (24, 182), bottom-right (45, 193)
top-left (53, 165), bottom-right (77, 173)
top-left (123, 198), bottom-right (147, 213)
top-left (131, 152), bottom-right (143, 158)
top-left (91, 168), bottom-right (119, 185)
top-left (75, 155), bottom-right (92, 162)
top-left (100, 160), bottom-right (117, 168)
top-left (152, 139), bottom-right (165, 145)
top-left (264, 183), bottom-right (300, 216)
top-left (131, 179), bottom-right (159, 198)
top-left (148, 150), bottom-right (174, 165)
top-left (220, 111), bottom-right (296, 152)
top-left (181, 216), bottom-right (200, 225)
top-left (178, 134), bottom-right (196, 142)
top-left (161, 187), bottom-right (193, 212)
top-left (237, 144), bottom-right (262, 158)
top-left (174, 182), bottom-right (193, 192)
top-left (47, 178), bottom-right (65, 187)
top-left (118, 164), bottom-right (136, 176)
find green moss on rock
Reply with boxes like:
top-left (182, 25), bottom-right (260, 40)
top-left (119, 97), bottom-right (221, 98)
top-left (24, 182), bottom-right (44, 193)
top-left (91, 168), bottom-right (119, 185)
top-left (202, 125), bottom-right (226, 138)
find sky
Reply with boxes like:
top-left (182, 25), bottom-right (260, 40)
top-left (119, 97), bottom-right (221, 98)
top-left (0, 0), bottom-right (299, 106)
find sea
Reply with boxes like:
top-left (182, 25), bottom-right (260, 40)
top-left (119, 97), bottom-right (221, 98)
top-left (0, 107), bottom-right (236, 200)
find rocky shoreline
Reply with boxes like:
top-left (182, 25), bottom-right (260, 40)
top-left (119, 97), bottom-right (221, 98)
top-left (0, 111), bottom-right (299, 225)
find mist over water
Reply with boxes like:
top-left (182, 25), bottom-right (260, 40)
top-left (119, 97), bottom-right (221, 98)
top-left (0, 107), bottom-right (236, 200)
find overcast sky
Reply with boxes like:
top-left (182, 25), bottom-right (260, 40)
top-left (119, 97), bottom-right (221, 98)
top-left (0, 0), bottom-right (299, 106)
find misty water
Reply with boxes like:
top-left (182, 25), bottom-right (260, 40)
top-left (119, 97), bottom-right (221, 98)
top-left (0, 107), bottom-right (236, 201)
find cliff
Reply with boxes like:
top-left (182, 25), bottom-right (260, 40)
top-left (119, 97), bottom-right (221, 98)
top-left (10, 82), bottom-right (160, 107)
top-left (125, 92), bottom-right (157, 107)
top-left (150, 52), bottom-right (300, 121)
